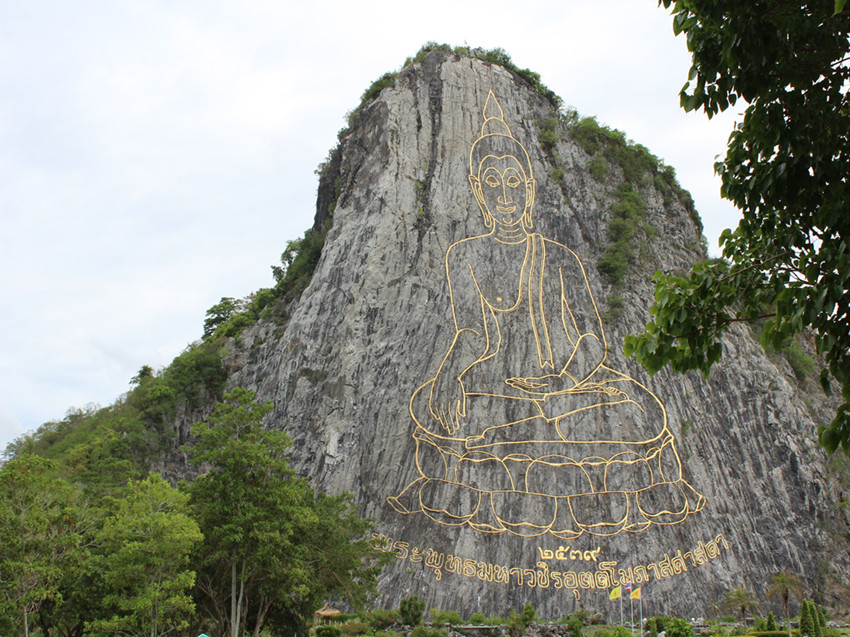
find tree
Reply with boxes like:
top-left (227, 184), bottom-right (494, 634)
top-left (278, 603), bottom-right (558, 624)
top-left (626, 1), bottom-right (850, 453)
top-left (800, 599), bottom-right (814, 637)
top-left (187, 388), bottom-right (385, 637)
top-left (203, 297), bottom-right (240, 338)
top-left (90, 473), bottom-right (201, 637)
top-left (0, 455), bottom-right (77, 637)
top-left (399, 595), bottom-right (426, 627)
top-left (767, 612), bottom-right (778, 632)
top-left (766, 569), bottom-right (804, 637)
top-left (723, 585), bottom-right (761, 626)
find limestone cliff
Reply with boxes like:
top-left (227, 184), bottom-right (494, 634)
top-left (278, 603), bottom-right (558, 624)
top-left (222, 49), bottom-right (850, 617)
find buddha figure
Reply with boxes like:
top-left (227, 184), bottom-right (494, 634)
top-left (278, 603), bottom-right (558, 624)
top-left (388, 92), bottom-right (704, 538)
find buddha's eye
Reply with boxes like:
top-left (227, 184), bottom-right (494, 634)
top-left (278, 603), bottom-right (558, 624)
top-left (506, 175), bottom-right (521, 188)
top-left (484, 175), bottom-right (500, 188)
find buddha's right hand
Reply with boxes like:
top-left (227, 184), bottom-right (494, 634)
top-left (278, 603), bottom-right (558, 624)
top-left (428, 373), bottom-right (467, 435)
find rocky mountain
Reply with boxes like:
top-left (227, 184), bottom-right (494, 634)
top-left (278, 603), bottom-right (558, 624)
top-left (217, 48), bottom-right (849, 618)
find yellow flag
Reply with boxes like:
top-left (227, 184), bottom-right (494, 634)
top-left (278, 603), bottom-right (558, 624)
top-left (630, 587), bottom-right (641, 599)
top-left (609, 585), bottom-right (622, 600)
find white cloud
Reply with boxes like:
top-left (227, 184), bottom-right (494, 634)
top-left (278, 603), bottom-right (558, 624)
top-left (0, 0), bottom-right (744, 449)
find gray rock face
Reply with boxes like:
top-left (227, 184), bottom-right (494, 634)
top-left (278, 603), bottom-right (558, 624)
top-left (224, 51), bottom-right (850, 617)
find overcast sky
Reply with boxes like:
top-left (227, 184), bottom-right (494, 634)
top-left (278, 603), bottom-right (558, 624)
top-left (0, 1), bottom-right (743, 450)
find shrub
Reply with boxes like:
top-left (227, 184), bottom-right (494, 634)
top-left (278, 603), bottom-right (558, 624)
top-left (400, 595), bottom-right (426, 626)
top-left (316, 626), bottom-right (343, 637)
top-left (588, 156), bottom-right (609, 181)
top-left (361, 71), bottom-right (398, 103)
top-left (412, 627), bottom-right (448, 637)
top-left (430, 609), bottom-right (463, 626)
top-left (339, 622), bottom-right (370, 636)
top-left (598, 183), bottom-right (652, 288)
top-left (562, 614), bottom-right (584, 637)
top-left (766, 613), bottom-right (778, 632)
top-left (362, 608), bottom-right (400, 631)
top-left (469, 613), bottom-right (487, 625)
top-left (665, 618), bottom-right (695, 637)
top-left (783, 340), bottom-right (817, 380)
top-left (539, 117), bottom-right (560, 150)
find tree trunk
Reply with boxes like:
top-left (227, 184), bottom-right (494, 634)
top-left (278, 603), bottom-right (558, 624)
top-left (252, 594), bottom-right (273, 637)
top-left (785, 595), bottom-right (792, 637)
top-left (23, 607), bottom-right (29, 637)
top-left (234, 559), bottom-right (247, 637)
top-left (231, 561), bottom-right (239, 637)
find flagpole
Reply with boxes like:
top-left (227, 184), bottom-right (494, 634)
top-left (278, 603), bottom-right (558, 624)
top-left (630, 595), bottom-right (634, 637)
top-left (640, 593), bottom-right (643, 636)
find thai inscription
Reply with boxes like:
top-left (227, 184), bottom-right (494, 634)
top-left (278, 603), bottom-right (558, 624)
top-left (373, 533), bottom-right (730, 599)
top-left (537, 546), bottom-right (602, 562)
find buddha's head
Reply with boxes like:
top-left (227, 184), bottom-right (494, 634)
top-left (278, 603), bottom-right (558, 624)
top-left (469, 92), bottom-right (536, 231)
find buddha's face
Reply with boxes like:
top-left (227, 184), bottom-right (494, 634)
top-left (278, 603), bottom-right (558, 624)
top-left (471, 154), bottom-right (534, 229)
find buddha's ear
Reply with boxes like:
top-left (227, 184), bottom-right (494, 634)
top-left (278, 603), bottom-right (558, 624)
top-left (523, 178), bottom-right (536, 228)
top-left (469, 174), bottom-right (494, 228)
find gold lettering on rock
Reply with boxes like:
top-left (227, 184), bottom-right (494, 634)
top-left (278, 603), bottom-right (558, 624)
top-left (372, 532), bottom-right (732, 596)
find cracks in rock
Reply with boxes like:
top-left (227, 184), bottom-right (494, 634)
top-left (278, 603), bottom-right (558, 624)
top-left (410, 53), bottom-right (445, 271)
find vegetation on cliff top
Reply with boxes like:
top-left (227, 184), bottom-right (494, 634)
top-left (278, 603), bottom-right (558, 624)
top-left (626, 1), bottom-right (850, 455)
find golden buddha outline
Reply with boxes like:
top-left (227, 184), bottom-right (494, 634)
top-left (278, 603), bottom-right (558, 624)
top-left (388, 92), bottom-right (705, 539)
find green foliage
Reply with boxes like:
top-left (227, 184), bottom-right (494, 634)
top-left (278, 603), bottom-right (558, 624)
top-left (598, 183), bottom-right (653, 287)
top-left (362, 608), bottom-right (400, 631)
top-left (400, 595), bottom-right (426, 626)
top-left (430, 609), bottom-right (463, 626)
top-left (339, 621), bottom-right (371, 635)
top-left (272, 228), bottom-right (328, 299)
top-left (645, 617), bottom-right (659, 637)
top-left (0, 455), bottom-right (77, 637)
top-left (588, 156), bottom-right (609, 182)
top-left (187, 388), bottom-right (386, 637)
top-left (89, 473), bottom-right (200, 637)
top-left (666, 618), bottom-right (696, 637)
top-left (538, 117), bottom-right (560, 150)
top-left (649, 0), bottom-right (850, 454)
top-left (203, 296), bottom-right (240, 338)
top-left (405, 42), bottom-right (562, 109)
top-left (362, 71), bottom-right (398, 103)
top-left (317, 626), bottom-right (344, 637)
top-left (612, 626), bottom-right (631, 637)
top-left (411, 626), bottom-right (448, 637)
top-left (722, 586), bottom-right (762, 627)
top-left (469, 612), bottom-right (487, 625)
top-left (604, 293), bottom-right (625, 321)
top-left (562, 613), bottom-right (584, 637)
top-left (800, 600), bottom-right (814, 637)
top-left (767, 612), bottom-right (778, 632)
top-left (765, 569), bottom-right (803, 637)
top-left (811, 600), bottom-right (823, 637)
top-left (647, 616), bottom-right (674, 635)
top-left (570, 115), bottom-right (701, 235)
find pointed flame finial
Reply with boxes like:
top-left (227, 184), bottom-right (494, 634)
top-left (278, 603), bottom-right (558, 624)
top-left (479, 91), bottom-right (513, 138)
